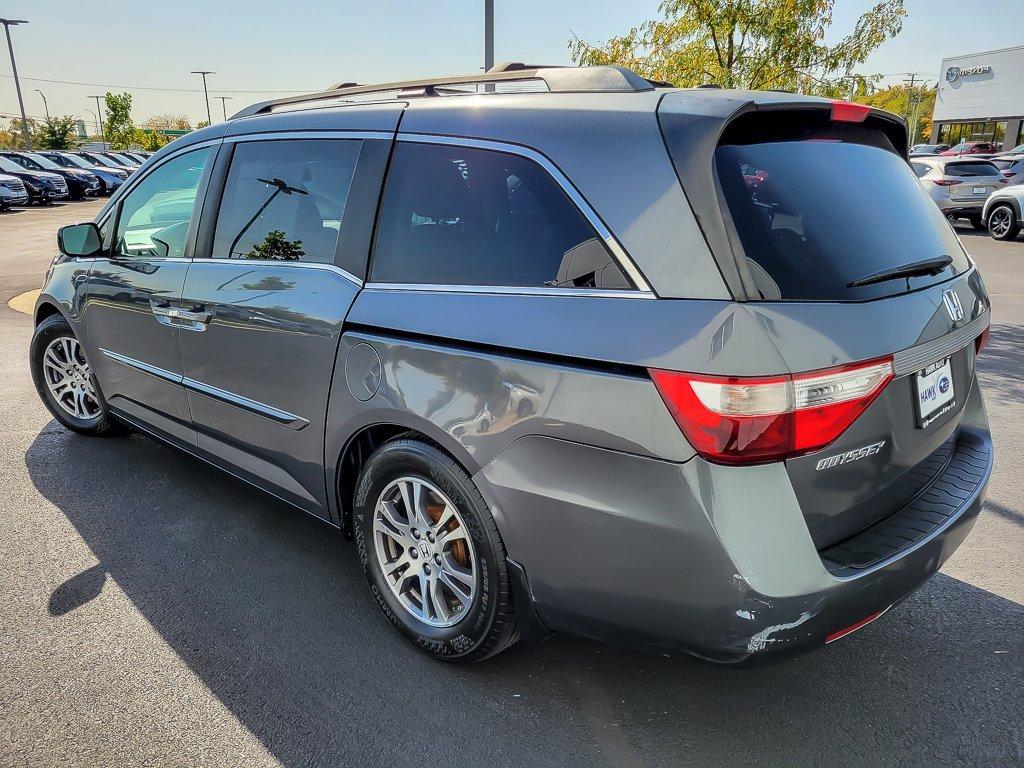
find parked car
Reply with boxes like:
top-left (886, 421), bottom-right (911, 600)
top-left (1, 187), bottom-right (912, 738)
top-left (31, 67), bottom-right (992, 665)
top-left (0, 154), bottom-right (69, 203)
top-left (1006, 143), bottom-right (1024, 154)
top-left (940, 141), bottom-right (999, 156)
top-left (988, 154), bottom-right (1024, 186)
top-left (99, 151), bottom-right (141, 170)
top-left (982, 185), bottom-right (1024, 241)
top-left (72, 151), bottom-right (136, 175)
top-left (0, 151), bottom-right (100, 200)
top-left (116, 151), bottom-right (149, 164)
top-left (911, 157), bottom-right (1006, 228)
top-left (36, 151), bottom-right (128, 195)
top-left (910, 143), bottom-right (950, 156)
top-left (0, 172), bottom-right (29, 209)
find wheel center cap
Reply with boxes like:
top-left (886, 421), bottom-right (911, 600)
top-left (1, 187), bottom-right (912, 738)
top-left (419, 541), bottom-right (431, 559)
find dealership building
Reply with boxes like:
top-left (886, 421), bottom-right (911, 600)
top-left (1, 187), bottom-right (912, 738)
top-left (931, 44), bottom-right (1024, 151)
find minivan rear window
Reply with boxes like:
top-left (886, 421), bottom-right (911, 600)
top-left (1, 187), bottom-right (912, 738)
top-left (714, 115), bottom-right (971, 301)
top-left (943, 161), bottom-right (1001, 177)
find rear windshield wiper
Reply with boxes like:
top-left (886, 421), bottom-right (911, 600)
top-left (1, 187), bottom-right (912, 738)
top-left (846, 255), bottom-right (953, 289)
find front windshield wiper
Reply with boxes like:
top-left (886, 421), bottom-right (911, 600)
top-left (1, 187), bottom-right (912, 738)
top-left (846, 255), bottom-right (953, 289)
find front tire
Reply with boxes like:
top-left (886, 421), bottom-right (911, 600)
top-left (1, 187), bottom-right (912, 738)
top-left (987, 204), bottom-right (1021, 241)
top-left (353, 438), bottom-right (518, 662)
top-left (30, 314), bottom-right (123, 436)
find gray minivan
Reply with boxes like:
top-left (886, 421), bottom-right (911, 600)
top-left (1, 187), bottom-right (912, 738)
top-left (31, 65), bottom-right (993, 664)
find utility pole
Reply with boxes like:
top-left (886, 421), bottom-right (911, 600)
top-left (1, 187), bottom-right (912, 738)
top-left (216, 96), bottom-right (232, 121)
top-left (903, 72), bottom-right (922, 146)
top-left (89, 95), bottom-right (106, 146)
top-left (484, 0), bottom-right (494, 73)
top-left (36, 89), bottom-right (48, 119)
top-left (0, 18), bottom-right (31, 149)
top-left (191, 70), bottom-right (214, 124)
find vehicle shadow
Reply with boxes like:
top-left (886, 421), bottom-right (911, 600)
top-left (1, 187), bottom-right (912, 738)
top-left (25, 426), bottom-right (1024, 768)
top-left (976, 322), bottom-right (1024, 405)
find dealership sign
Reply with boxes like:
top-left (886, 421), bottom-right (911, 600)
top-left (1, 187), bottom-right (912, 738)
top-left (945, 64), bottom-right (992, 82)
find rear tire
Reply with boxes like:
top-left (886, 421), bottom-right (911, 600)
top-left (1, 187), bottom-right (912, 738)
top-left (30, 314), bottom-right (125, 436)
top-left (353, 438), bottom-right (518, 662)
top-left (987, 204), bottom-right (1021, 241)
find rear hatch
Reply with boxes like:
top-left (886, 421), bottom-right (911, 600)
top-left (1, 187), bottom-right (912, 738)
top-left (658, 96), bottom-right (990, 549)
top-left (942, 159), bottom-right (1005, 202)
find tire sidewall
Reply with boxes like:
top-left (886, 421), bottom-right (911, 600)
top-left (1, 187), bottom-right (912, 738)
top-left (30, 315), bottom-right (113, 434)
top-left (988, 204), bottom-right (1019, 240)
top-left (354, 440), bottom-right (503, 660)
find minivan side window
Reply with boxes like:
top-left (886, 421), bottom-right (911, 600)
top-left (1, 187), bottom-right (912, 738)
top-left (113, 147), bottom-right (211, 259)
top-left (371, 142), bottom-right (632, 290)
top-left (212, 139), bottom-right (361, 263)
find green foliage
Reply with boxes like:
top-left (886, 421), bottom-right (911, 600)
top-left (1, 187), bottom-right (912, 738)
top-left (34, 115), bottom-right (78, 149)
top-left (862, 84), bottom-right (936, 144)
top-left (245, 230), bottom-right (305, 261)
top-left (196, 120), bottom-right (211, 129)
top-left (103, 92), bottom-right (137, 149)
top-left (137, 129), bottom-right (167, 151)
top-left (570, 0), bottom-right (905, 96)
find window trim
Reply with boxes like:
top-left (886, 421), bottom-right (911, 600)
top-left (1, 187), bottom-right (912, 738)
top-left (368, 133), bottom-right (653, 296)
top-left (107, 142), bottom-right (219, 262)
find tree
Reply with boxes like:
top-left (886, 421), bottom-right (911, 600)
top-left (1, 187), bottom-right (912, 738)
top-left (245, 230), bottom-right (305, 261)
top-left (196, 120), bottom-right (211, 129)
top-left (141, 114), bottom-right (192, 131)
top-left (861, 83), bottom-right (935, 144)
top-left (570, 0), bottom-right (906, 97)
top-left (103, 92), bottom-right (138, 149)
top-left (34, 115), bottom-right (78, 149)
top-left (0, 117), bottom-right (36, 149)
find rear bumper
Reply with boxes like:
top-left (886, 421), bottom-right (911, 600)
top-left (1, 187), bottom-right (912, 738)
top-left (476, 381), bottom-right (992, 663)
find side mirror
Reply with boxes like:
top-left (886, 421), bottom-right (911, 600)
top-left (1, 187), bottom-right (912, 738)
top-left (57, 222), bottom-right (102, 258)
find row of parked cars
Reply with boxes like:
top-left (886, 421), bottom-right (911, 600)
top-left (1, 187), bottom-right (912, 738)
top-left (0, 149), bottom-right (152, 210)
top-left (909, 142), bottom-right (1024, 241)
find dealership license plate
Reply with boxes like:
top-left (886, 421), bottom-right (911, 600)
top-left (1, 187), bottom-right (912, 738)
top-left (915, 358), bottom-right (955, 426)
top-left (973, 186), bottom-right (987, 194)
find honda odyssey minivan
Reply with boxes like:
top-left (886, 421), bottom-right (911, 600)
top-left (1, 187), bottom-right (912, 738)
top-left (31, 64), bottom-right (993, 663)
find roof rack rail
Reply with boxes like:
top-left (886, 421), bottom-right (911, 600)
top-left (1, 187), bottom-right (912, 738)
top-left (232, 64), bottom-right (667, 119)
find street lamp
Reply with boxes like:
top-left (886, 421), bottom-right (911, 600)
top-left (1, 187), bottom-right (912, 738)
top-left (191, 70), bottom-right (214, 125)
top-left (216, 96), bottom-right (233, 122)
top-left (0, 18), bottom-right (31, 149)
top-left (89, 95), bottom-right (106, 146)
top-left (36, 89), bottom-right (48, 119)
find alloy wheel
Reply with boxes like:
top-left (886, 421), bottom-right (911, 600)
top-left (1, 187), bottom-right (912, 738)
top-left (990, 208), bottom-right (1012, 238)
top-left (373, 476), bottom-right (477, 628)
top-left (41, 336), bottom-right (101, 420)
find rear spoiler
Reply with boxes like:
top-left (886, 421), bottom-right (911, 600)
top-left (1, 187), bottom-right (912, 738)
top-left (657, 91), bottom-right (908, 301)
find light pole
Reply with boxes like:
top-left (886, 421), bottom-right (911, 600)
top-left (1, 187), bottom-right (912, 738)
top-left (216, 96), bottom-right (232, 121)
top-left (89, 95), bottom-right (106, 146)
top-left (36, 89), bottom-right (48, 119)
top-left (484, 0), bottom-right (494, 72)
top-left (191, 70), bottom-right (214, 125)
top-left (0, 18), bottom-right (31, 149)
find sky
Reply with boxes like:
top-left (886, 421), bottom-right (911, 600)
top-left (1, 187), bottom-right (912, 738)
top-left (2, 0), bottom-right (1023, 129)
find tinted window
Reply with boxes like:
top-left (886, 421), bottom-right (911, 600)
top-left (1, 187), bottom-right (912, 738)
top-left (372, 142), bottom-right (631, 289)
top-left (114, 148), bottom-right (210, 259)
top-left (0, 156), bottom-right (23, 173)
top-left (943, 161), bottom-right (1000, 177)
top-left (715, 120), bottom-right (971, 301)
top-left (213, 139), bottom-right (360, 263)
top-left (1, 154), bottom-right (34, 170)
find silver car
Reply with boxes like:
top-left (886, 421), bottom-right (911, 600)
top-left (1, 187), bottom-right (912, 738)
top-left (0, 172), bottom-right (29, 208)
top-left (911, 157), bottom-right (1007, 229)
top-left (31, 65), bottom-right (993, 664)
top-left (989, 154), bottom-right (1024, 186)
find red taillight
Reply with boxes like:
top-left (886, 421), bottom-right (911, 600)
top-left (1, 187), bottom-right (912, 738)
top-left (932, 179), bottom-right (957, 186)
top-left (650, 358), bottom-right (894, 466)
top-left (1003, 171), bottom-right (1015, 178)
top-left (975, 326), bottom-right (990, 355)
top-left (830, 100), bottom-right (871, 123)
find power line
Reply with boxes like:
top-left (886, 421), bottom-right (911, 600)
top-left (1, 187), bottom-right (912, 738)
top-left (0, 72), bottom-right (312, 93)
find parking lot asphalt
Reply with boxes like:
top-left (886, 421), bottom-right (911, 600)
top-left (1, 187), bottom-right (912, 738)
top-left (1, 201), bottom-right (1022, 767)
